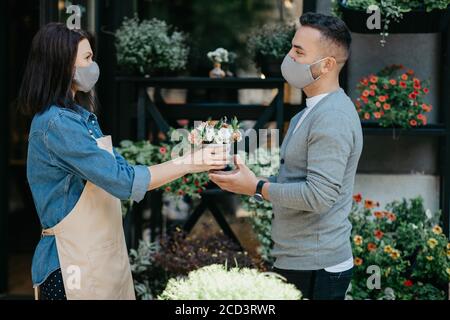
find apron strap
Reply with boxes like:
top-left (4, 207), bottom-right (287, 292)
top-left (34, 286), bottom-right (40, 300)
top-left (41, 228), bottom-right (55, 237)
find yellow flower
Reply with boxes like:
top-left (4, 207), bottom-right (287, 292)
top-left (447, 250), bottom-right (450, 259)
top-left (447, 243), bottom-right (450, 250)
top-left (426, 255), bottom-right (434, 261)
top-left (427, 238), bottom-right (438, 249)
top-left (384, 267), bottom-right (391, 277)
top-left (353, 235), bottom-right (363, 246)
top-left (432, 225), bottom-right (443, 235)
top-left (384, 245), bottom-right (393, 254)
top-left (446, 268), bottom-right (450, 276)
top-left (390, 250), bottom-right (400, 260)
top-left (354, 257), bottom-right (364, 266)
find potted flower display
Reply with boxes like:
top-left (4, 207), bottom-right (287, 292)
top-left (158, 264), bottom-right (302, 300)
top-left (115, 15), bottom-right (189, 76)
top-left (333, 0), bottom-right (450, 36)
top-left (355, 65), bottom-right (432, 129)
top-left (207, 47), bottom-right (237, 78)
top-left (347, 195), bottom-right (450, 300)
top-left (247, 23), bottom-right (296, 77)
top-left (187, 117), bottom-right (242, 156)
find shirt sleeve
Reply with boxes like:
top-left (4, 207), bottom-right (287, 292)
top-left (44, 112), bottom-right (150, 202)
top-left (268, 112), bottom-right (354, 214)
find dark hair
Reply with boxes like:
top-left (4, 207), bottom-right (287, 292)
top-left (300, 12), bottom-right (352, 58)
top-left (18, 23), bottom-right (96, 116)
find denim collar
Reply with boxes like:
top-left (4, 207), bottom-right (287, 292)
top-left (73, 104), bottom-right (97, 123)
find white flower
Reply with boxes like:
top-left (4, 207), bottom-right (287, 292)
top-left (425, 209), bottom-right (433, 220)
top-left (205, 126), bottom-right (215, 142)
top-left (187, 129), bottom-right (202, 145)
top-left (215, 127), bottom-right (232, 144)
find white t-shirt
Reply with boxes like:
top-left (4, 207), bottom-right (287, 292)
top-left (293, 92), bottom-right (354, 273)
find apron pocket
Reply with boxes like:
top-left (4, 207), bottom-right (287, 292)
top-left (87, 240), bottom-right (128, 299)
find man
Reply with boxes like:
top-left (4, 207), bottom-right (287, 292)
top-left (209, 12), bottom-right (363, 300)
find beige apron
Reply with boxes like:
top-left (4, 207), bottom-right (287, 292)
top-left (35, 135), bottom-right (135, 300)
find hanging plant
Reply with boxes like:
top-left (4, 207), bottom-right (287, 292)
top-left (333, 0), bottom-right (450, 45)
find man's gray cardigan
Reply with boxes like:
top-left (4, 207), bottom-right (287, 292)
top-left (268, 88), bottom-right (363, 270)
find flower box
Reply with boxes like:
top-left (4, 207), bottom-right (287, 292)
top-left (339, 3), bottom-right (450, 34)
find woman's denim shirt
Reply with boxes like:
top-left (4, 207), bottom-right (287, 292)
top-left (27, 104), bottom-right (150, 286)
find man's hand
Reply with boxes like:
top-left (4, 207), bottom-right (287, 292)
top-left (208, 155), bottom-right (258, 196)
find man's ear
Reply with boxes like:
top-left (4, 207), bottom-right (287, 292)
top-left (321, 57), bottom-right (337, 74)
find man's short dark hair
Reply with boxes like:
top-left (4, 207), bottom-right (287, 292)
top-left (300, 12), bottom-right (352, 58)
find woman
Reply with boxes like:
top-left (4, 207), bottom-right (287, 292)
top-left (18, 23), bottom-right (227, 300)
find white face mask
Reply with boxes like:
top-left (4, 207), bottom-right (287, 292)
top-left (73, 61), bottom-right (100, 92)
top-left (280, 54), bottom-right (327, 89)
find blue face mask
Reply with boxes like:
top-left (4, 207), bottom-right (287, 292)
top-left (73, 61), bottom-right (100, 92)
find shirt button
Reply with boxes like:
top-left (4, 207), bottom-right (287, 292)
top-left (89, 129), bottom-right (93, 134)
top-left (281, 158), bottom-right (285, 164)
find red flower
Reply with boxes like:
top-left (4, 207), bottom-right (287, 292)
top-left (378, 95), bottom-right (386, 102)
top-left (403, 280), bottom-right (413, 287)
top-left (383, 103), bottom-right (391, 110)
top-left (370, 75), bottom-right (378, 83)
top-left (399, 81), bottom-right (407, 88)
top-left (194, 180), bottom-right (200, 187)
top-left (410, 119), bottom-right (417, 127)
top-left (373, 112), bottom-right (381, 119)
top-left (413, 83), bottom-right (421, 90)
top-left (165, 186), bottom-right (171, 192)
top-left (364, 113), bottom-right (370, 120)
top-left (360, 78), bottom-right (369, 86)
top-left (369, 90), bottom-right (375, 96)
top-left (375, 101), bottom-right (381, 108)
top-left (401, 74), bottom-right (408, 81)
top-left (362, 90), bottom-right (370, 97)
top-left (355, 100), bottom-right (361, 107)
top-left (374, 230), bottom-right (384, 240)
top-left (407, 69), bottom-right (414, 75)
top-left (353, 193), bottom-right (362, 203)
top-left (365, 199), bottom-right (378, 209)
top-left (370, 84), bottom-right (377, 90)
top-left (389, 79), bottom-right (397, 85)
top-left (409, 93), bottom-right (417, 100)
top-left (159, 147), bottom-right (167, 154)
top-left (178, 190), bottom-right (185, 196)
top-left (367, 243), bottom-right (377, 252)
top-left (423, 88), bottom-right (429, 94)
top-left (197, 188), bottom-right (203, 193)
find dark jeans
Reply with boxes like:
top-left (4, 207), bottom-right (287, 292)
top-left (273, 267), bottom-right (353, 300)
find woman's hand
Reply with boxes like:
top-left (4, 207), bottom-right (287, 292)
top-left (179, 144), bottom-right (230, 174)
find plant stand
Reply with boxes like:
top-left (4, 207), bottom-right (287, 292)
top-left (114, 76), bottom-right (286, 248)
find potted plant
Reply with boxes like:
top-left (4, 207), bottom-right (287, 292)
top-left (207, 47), bottom-right (237, 78)
top-left (115, 15), bottom-right (190, 76)
top-left (333, 0), bottom-right (450, 37)
top-left (158, 264), bottom-right (302, 300)
top-left (347, 195), bottom-right (450, 300)
top-left (247, 23), bottom-right (296, 77)
top-left (187, 117), bottom-right (242, 156)
top-left (354, 65), bottom-right (433, 129)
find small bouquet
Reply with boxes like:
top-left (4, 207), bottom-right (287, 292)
top-left (187, 117), bottom-right (242, 146)
top-left (206, 47), bottom-right (236, 64)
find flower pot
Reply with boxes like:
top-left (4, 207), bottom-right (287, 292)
top-left (339, 2), bottom-right (450, 34)
top-left (203, 143), bottom-right (232, 156)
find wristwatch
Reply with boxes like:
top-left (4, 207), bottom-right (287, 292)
top-left (253, 180), bottom-right (267, 203)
